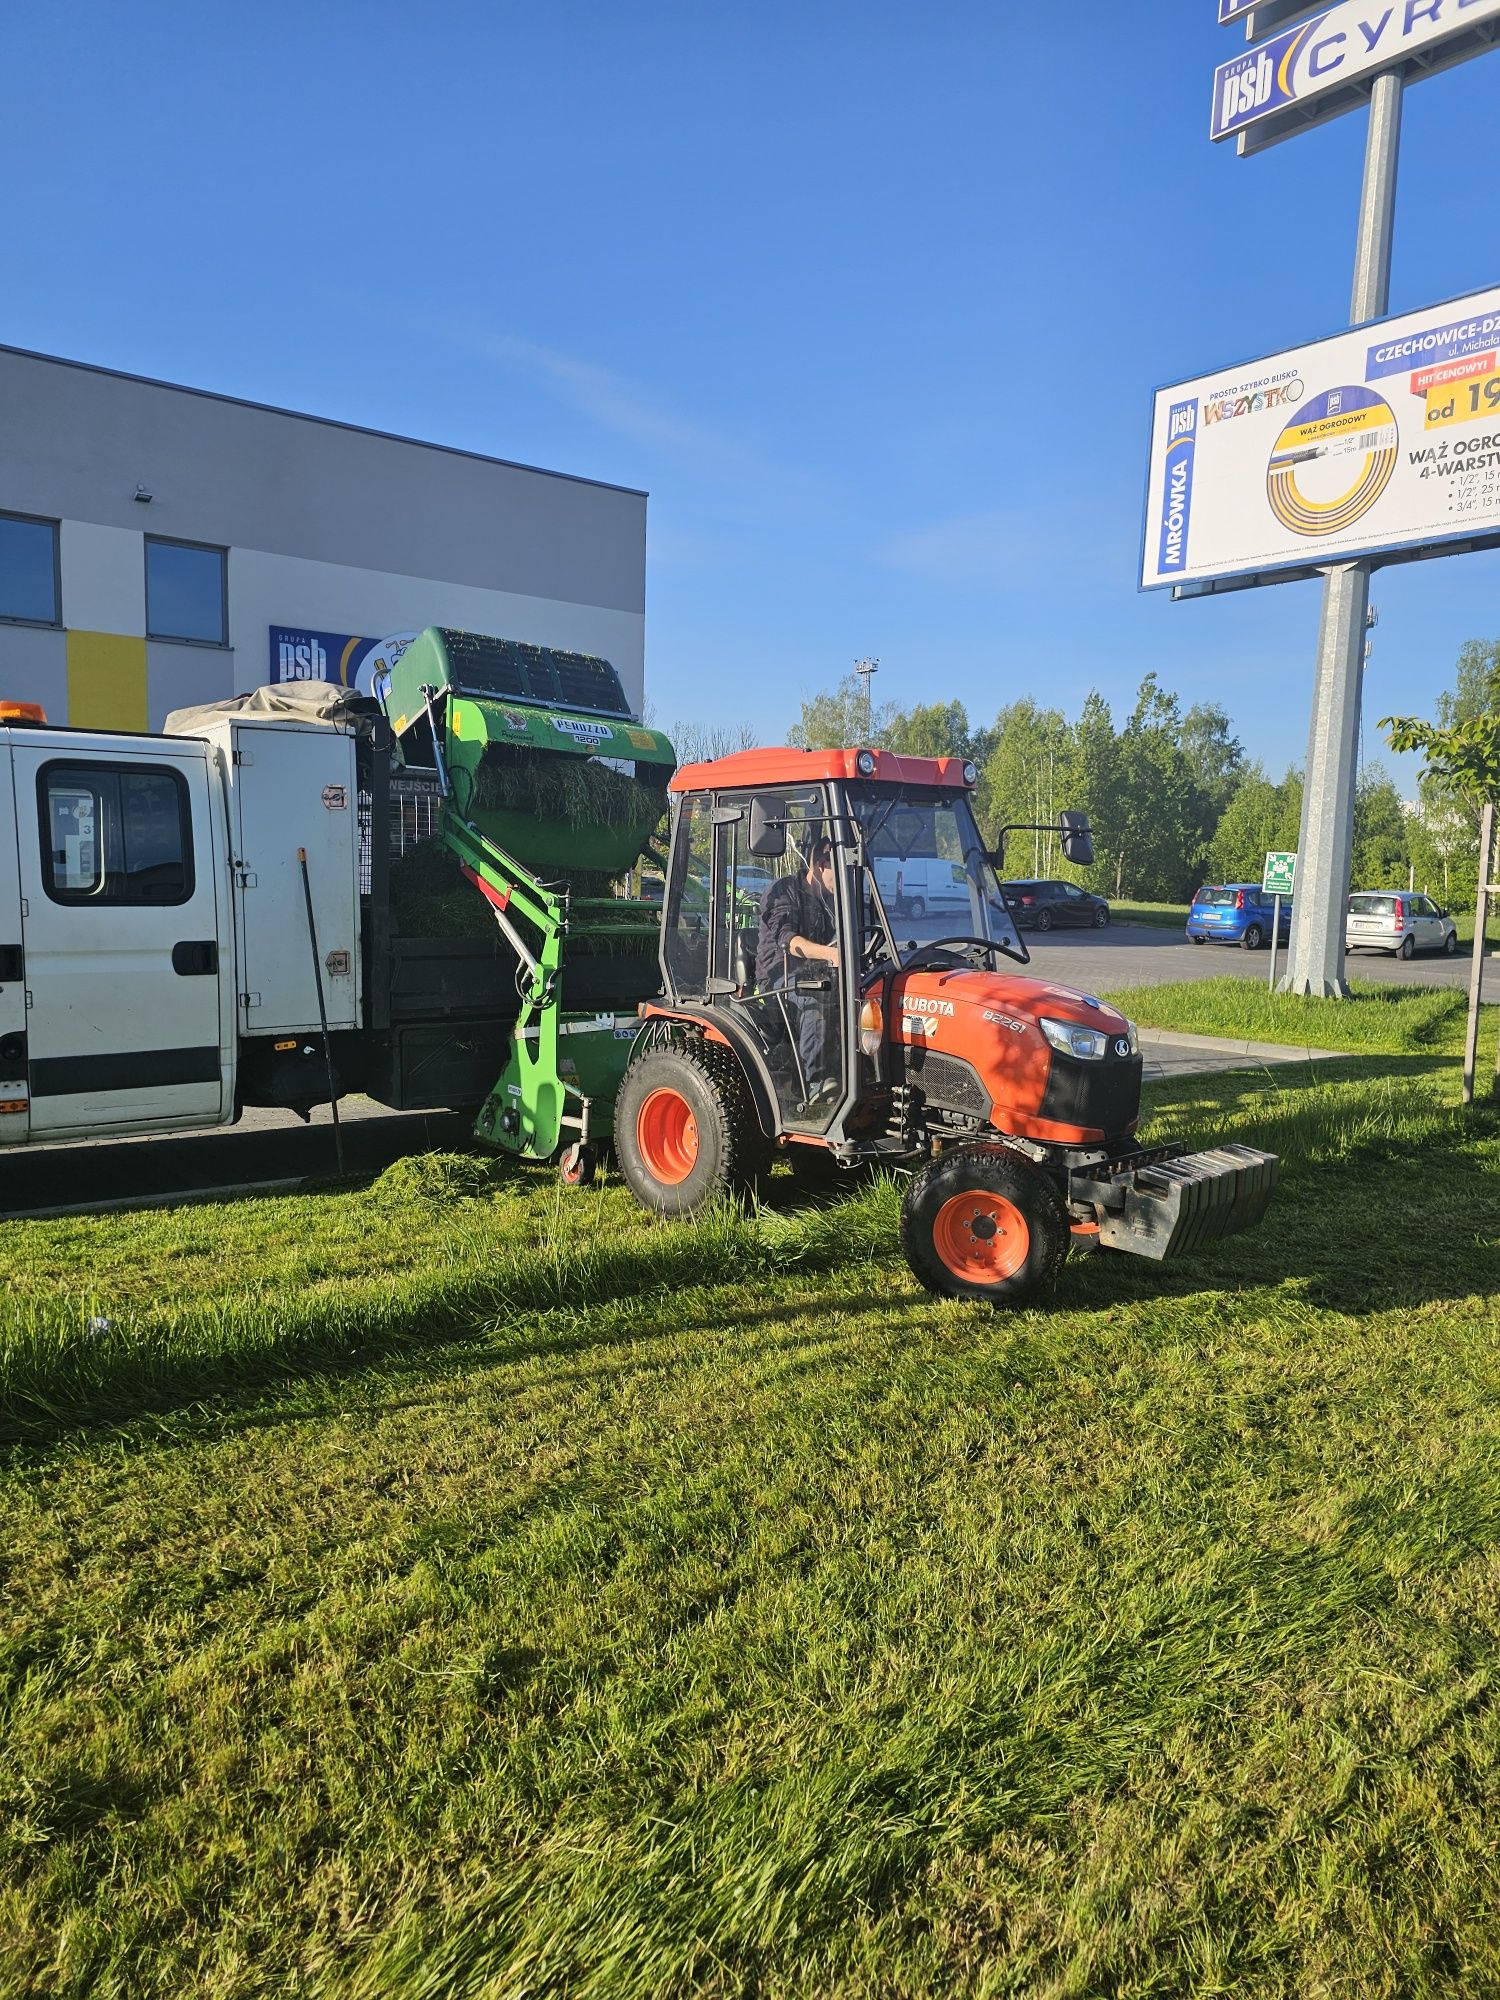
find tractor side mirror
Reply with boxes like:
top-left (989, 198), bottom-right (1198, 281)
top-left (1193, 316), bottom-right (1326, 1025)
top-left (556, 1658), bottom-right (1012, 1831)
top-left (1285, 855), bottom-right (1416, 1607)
top-left (747, 795), bottom-right (788, 858)
top-left (1059, 810), bottom-right (1094, 868)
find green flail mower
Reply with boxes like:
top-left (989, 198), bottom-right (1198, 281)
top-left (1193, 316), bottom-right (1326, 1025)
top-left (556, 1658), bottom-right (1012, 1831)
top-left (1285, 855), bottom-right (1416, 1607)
top-left (381, 627), bottom-right (674, 1183)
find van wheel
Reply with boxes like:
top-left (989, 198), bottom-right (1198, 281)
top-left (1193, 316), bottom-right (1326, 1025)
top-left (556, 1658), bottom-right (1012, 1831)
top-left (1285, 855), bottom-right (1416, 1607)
top-left (1241, 924), bottom-right (1264, 951)
top-left (615, 1042), bottom-right (768, 1217)
top-left (906, 897), bottom-right (926, 920)
top-left (899, 1146), bottom-right (1069, 1305)
top-left (1400, 933), bottom-right (1415, 959)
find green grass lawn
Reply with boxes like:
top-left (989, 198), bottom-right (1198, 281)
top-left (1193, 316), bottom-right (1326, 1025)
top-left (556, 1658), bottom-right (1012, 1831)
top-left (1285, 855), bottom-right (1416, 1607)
top-left (3, 985), bottom-right (1499, 1998)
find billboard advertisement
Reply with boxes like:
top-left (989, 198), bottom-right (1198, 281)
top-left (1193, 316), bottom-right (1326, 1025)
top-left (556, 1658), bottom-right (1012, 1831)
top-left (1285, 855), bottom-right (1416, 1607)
top-left (1212, 0), bottom-right (1500, 142)
top-left (269, 627), bottom-right (419, 702)
top-left (1217, 0), bottom-right (1321, 24)
top-left (1141, 282), bottom-right (1500, 591)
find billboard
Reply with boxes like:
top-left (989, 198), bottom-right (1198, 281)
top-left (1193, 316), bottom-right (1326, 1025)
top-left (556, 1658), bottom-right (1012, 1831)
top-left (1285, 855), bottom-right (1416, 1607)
top-left (269, 626), bottom-right (418, 701)
top-left (1217, 0), bottom-right (1320, 24)
top-left (1141, 282), bottom-right (1500, 591)
top-left (1212, 0), bottom-right (1500, 143)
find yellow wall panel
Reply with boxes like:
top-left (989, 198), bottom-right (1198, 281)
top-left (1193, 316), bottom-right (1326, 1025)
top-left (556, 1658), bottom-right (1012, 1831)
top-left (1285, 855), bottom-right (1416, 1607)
top-left (66, 631), bottom-right (148, 732)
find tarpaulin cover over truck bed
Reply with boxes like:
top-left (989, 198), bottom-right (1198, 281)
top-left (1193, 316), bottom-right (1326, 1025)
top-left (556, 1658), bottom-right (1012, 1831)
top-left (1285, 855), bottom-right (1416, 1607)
top-left (163, 680), bottom-right (383, 737)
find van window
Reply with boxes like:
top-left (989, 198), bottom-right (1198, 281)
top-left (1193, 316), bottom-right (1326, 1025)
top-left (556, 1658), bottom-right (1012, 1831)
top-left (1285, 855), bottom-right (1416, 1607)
top-left (39, 762), bottom-right (194, 907)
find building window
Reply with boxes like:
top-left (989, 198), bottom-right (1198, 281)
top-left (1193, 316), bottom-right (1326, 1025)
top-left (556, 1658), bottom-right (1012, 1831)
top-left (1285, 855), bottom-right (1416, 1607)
top-left (38, 761), bottom-right (194, 906)
top-left (145, 536), bottom-right (227, 646)
top-left (0, 511), bottom-right (61, 626)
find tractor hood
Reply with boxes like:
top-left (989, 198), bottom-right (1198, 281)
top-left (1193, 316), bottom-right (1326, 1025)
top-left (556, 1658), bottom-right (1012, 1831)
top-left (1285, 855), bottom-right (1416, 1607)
top-left (888, 966), bottom-right (1140, 1146)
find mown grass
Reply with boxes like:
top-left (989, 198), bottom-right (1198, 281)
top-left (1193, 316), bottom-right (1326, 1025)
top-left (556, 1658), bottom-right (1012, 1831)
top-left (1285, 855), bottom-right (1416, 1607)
top-left (2, 987), bottom-right (1499, 1997)
top-left (1105, 975), bottom-right (1489, 1058)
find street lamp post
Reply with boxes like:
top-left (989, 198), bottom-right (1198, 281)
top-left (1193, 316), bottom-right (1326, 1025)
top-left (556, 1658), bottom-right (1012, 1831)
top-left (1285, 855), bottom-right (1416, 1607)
top-left (854, 657), bottom-right (879, 741)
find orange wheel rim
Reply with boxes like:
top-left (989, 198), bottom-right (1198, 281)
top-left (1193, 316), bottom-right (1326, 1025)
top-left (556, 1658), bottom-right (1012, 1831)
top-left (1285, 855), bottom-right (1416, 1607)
top-left (636, 1088), bottom-right (699, 1185)
top-left (932, 1189), bottom-right (1029, 1283)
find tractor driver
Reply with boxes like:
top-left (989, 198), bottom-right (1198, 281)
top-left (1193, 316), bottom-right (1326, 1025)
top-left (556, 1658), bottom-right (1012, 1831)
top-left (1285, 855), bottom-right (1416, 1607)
top-left (755, 836), bottom-right (840, 1106)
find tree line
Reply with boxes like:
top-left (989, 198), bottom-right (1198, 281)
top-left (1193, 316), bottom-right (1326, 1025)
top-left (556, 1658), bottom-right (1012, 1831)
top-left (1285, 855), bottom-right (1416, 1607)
top-left (778, 640), bottom-right (1497, 910)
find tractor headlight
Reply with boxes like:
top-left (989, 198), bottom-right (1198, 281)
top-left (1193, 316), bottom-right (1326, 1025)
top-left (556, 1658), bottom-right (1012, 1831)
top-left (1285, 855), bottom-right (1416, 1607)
top-left (856, 749), bottom-right (877, 775)
top-left (859, 995), bottom-right (884, 1058)
top-left (962, 761), bottom-right (978, 786)
top-left (1040, 1016), bottom-right (1109, 1062)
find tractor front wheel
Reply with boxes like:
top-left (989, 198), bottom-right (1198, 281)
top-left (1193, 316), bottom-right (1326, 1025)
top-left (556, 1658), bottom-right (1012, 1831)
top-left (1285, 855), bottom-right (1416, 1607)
top-left (899, 1146), bottom-right (1069, 1305)
top-left (615, 1042), bottom-right (768, 1218)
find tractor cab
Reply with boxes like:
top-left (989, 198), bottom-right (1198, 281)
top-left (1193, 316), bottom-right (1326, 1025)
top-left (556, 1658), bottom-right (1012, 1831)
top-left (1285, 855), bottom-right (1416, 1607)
top-left (653, 748), bottom-right (1024, 1145)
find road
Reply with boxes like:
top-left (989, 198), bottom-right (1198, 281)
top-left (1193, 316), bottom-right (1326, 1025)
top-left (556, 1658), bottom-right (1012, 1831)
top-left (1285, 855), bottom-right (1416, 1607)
top-left (1019, 920), bottom-right (1486, 992)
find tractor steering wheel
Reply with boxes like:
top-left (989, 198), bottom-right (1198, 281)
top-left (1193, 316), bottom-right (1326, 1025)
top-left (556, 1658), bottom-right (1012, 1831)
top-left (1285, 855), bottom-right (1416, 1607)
top-left (901, 936), bottom-right (1011, 973)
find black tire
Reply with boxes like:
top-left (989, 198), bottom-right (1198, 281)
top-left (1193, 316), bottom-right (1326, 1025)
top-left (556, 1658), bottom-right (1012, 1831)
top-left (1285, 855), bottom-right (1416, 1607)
top-left (899, 1146), bottom-right (1070, 1306)
top-left (1399, 933), bottom-right (1415, 960)
top-left (615, 1040), bottom-right (769, 1218)
top-left (1034, 908), bottom-right (1054, 933)
top-left (1444, 930), bottom-right (1459, 956)
top-left (1241, 924), bottom-right (1264, 951)
top-left (1190, 935), bottom-right (1208, 946)
top-left (907, 897), bottom-right (926, 920)
top-left (559, 1144), bottom-right (597, 1187)
top-left (1093, 906), bottom-right (1110, 928)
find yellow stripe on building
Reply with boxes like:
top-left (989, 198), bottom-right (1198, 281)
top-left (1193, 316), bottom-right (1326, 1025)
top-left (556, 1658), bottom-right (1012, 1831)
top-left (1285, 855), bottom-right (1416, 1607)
top-left (66, 631), bottom-right (148, 731)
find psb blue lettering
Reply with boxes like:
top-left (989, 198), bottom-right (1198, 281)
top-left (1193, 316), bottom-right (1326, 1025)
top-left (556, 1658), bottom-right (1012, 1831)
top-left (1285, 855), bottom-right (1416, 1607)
top-left (1157, 401), bottom-right (1198, 577)
top-left (1219, 48), bottom-right (1274, 128)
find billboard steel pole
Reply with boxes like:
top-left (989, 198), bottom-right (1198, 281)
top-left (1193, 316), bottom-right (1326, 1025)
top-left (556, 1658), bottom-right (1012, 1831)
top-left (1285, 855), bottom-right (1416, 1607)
top-left (1280, 68), bottom-right (1403, 998)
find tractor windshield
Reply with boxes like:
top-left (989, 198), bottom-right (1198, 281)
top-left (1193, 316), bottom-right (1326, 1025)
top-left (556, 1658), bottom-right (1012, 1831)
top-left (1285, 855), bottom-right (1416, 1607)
top-left (851, 788), bottom-right (1025, 963)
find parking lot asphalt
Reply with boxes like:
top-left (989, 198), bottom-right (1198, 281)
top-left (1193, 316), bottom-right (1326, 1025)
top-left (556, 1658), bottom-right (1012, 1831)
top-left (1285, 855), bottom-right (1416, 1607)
top-left (1018, 920), bottom-right (1488, 993)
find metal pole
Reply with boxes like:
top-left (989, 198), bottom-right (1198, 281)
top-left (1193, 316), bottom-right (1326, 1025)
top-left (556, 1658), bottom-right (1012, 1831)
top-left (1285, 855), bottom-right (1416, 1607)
top-left (1281, 70), bottom-right (1403, 999)
top-left (298, 846), bottom-right (346, 1175)
top-left (1268, 895), bottom-right (1282, 992)
top-left (1463, 799), bottom-right (1494, 1105)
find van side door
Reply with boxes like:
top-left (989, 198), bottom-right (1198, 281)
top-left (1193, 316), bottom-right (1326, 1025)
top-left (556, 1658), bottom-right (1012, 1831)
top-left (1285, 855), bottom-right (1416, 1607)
top-left (0, 744), bottom-right (27, 1144)
top-left (13, 740), bottom-right (231, 1137)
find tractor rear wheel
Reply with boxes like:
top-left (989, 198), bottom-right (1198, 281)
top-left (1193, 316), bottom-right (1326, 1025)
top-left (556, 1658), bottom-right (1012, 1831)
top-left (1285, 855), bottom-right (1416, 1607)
top-left (899, 1146), bottom-right (1069, 1305)
top-left (615, 1041), bottom-right (769, 1217)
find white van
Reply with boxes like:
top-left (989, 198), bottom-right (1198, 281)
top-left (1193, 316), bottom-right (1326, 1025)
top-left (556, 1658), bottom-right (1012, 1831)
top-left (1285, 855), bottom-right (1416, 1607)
top-left (872, 854), bottom-right (971, 920)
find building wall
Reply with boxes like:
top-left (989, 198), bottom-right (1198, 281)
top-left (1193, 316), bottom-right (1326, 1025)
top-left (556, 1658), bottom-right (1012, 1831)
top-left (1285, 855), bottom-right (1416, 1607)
top-left (0, 346), bottom-right (647, 730)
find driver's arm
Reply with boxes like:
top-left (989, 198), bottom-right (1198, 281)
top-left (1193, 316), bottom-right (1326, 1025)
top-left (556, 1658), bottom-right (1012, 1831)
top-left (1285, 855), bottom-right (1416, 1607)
top-left (790, 934), bottom-right (838, 964)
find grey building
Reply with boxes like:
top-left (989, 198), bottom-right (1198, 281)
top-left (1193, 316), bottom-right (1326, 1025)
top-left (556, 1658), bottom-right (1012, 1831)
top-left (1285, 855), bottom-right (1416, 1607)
top-left (0, 344), bottom-right (647, 732)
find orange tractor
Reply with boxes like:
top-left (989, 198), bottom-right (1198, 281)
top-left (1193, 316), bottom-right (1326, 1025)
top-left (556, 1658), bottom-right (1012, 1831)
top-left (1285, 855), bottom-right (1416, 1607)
top-left (613, 746), bottom-right (1276, 1304)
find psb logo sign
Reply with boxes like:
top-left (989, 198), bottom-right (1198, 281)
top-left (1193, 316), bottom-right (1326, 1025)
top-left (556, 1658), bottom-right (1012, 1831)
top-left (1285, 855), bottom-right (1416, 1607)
top-left (276, 633), bottom-right (329, 681)
top-left (1156, 401), bottom-right (1198, 577)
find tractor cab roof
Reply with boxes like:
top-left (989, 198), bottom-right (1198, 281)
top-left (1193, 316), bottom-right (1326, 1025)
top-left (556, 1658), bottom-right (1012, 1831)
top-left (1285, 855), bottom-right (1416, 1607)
top-left (669, 746), bottom-right (977, 795)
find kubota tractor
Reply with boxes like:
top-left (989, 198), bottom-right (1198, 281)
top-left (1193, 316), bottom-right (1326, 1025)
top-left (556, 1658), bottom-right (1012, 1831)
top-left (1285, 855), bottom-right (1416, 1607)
top-left (613, 746), bottom-right (1277, 1304)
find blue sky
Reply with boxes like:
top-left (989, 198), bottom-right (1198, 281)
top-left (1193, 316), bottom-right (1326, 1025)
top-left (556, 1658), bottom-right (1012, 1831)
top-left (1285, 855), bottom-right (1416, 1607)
top-left (4, 0), bottom-right (1497, 788)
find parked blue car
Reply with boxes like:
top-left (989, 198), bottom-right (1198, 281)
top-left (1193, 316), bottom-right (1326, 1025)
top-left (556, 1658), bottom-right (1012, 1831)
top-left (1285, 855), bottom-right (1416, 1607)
top-left (1186, 883), bottom-right (1293, 950)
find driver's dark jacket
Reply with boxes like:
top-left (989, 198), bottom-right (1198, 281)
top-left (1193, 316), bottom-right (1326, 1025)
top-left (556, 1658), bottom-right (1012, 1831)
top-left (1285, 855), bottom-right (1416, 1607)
top-left (755, 873), bottom-right (834, 989)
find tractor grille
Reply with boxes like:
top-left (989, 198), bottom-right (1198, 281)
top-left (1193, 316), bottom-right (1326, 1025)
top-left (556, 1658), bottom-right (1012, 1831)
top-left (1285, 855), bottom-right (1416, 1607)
top-left (909, 1050), bottom-right (992, 1120)
top-left (1041, 1048), bottom-right (1142, 1139)
top-left (438, 630), bottom-right (632, 719)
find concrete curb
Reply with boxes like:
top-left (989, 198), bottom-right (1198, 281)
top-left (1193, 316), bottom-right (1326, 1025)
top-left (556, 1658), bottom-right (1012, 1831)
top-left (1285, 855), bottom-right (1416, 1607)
top-left (1139, 1029), bottom-right (1349, 1062)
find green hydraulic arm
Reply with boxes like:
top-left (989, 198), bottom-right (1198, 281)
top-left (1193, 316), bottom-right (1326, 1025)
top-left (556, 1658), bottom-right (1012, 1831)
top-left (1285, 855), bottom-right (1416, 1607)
top-left (438, 807), bottom-right (660, 1167)
top-left (377, 627), bottom-right (675, 1172)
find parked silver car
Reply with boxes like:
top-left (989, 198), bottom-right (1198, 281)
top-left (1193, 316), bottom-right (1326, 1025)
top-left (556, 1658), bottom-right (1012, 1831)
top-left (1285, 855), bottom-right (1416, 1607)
top-left (1346, 890), bottom-right (1458, 959)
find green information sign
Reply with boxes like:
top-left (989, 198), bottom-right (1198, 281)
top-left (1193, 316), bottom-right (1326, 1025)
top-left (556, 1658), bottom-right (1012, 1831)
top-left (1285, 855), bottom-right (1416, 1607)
top-left (1263, 850), bottom-right (1297, 897)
